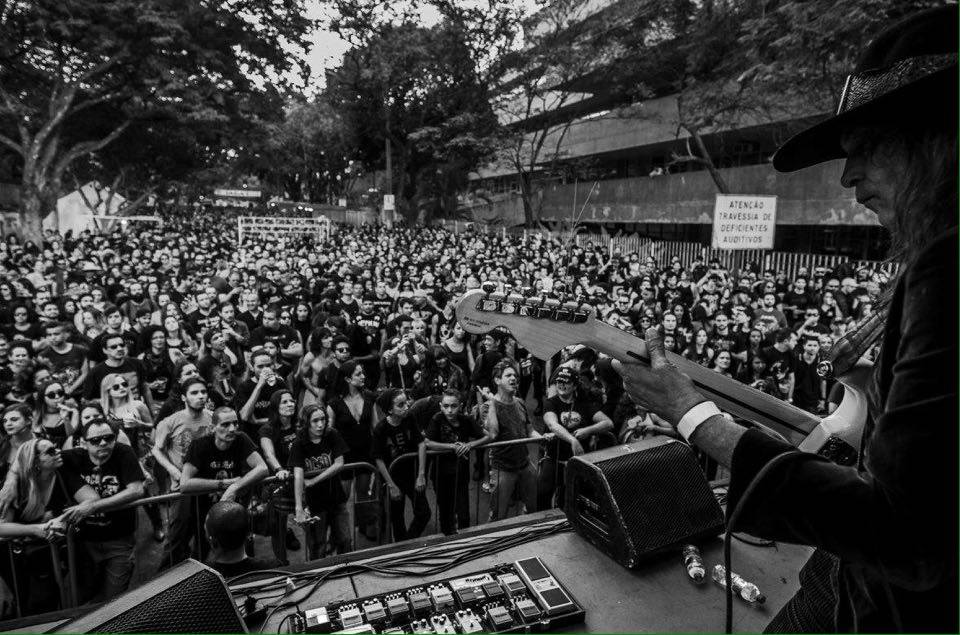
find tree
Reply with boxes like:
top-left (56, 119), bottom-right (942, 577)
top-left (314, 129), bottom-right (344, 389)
top-left (0, 0), bottom-right (312, 239)
top-left (611, 0), bottom-right (939, 192)
top-left (491, 0), bottom-right (646, 225)
top-left (326, 18), bottom-right (500, 221)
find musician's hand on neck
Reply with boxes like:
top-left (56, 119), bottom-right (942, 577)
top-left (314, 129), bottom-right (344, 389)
top-left (612, 328), bottom-right (706, 426)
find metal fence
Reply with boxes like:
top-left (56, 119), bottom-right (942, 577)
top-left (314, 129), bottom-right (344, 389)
top-left (0, 461), bottom-right (382, 617)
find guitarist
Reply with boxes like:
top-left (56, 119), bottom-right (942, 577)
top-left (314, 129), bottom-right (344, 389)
top-left (613, 8), bottom-right (957, 632)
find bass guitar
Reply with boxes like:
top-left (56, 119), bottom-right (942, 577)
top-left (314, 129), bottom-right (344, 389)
top-left (455, 287), bottom-right (882, 465)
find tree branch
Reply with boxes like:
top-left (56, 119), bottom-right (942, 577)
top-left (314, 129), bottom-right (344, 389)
top-left (53, 121), bottom-right (130, 178)
top-left (0, 132), bottom-right (22, 155)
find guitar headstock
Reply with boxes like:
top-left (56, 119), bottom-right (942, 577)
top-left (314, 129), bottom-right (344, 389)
top-left (454, 287), bottom-right (599, 360)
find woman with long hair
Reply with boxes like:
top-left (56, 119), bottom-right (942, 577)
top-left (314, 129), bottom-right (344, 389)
top-left (291, 404), bottom-right (351, 559)
top-left (259, 389), bottom-right (300, 565)
top-left (681, 328), bottom-right (715, 368)
top-left (442, 322), bottom-right (474, 380)
top-left (326, 360), bottom-right (378, 540)
top-left (711, 350), bottom-right (735, 378)
top-left (291, 303), bottom-right (313, 348)
top-left (32, 380), bottom-right (79, 448)
top-left (75, 308), bottom-right (105, 344)
top-left (0, 438), bottom-right (68, 617)
top-left (410, 345), bottom-right (466, 400)
top-left (138, 325), bottom-right (176, 403)
top-left (161, 315), bottom-right (198, 362)
top-left (0, 404), bottom-right (35, 477)
top-left (297, 327), bottom-right (333, 409)
top-left (100, 373), bottom-right (153, 451)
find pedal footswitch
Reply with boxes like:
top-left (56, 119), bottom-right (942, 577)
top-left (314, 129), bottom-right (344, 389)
top-left (361, 600), bottom-right (386, 623)
top-left (383, 594), bottom-right (409, 620)
top-left (337, 605), bottom-right (363, 629)
top-left (406, 588), bottom-right (431, 615)
top-left (302, 607), bottom-right (332, 633)
top-left (514, 557), bottom-right (577, 616)
top-left (427, 583), bottom-right (454, 610)
top-left (484, 604), bottom-right (514, 629)
top-left (496, 573), bottom-right (525, 597)
top-left (513, 596), bottom-right (541, 621)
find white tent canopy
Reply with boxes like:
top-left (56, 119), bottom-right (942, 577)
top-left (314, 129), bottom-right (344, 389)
top-left (45, 182), bottom-right (128, 235)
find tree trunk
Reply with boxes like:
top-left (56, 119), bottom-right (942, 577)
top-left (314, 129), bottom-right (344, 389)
top-left (18, 187), bottom-right (46, 242)
top-left (687, 126), bottom-right (730, 194)
top-left (518, 171), bottom-right (535, 226)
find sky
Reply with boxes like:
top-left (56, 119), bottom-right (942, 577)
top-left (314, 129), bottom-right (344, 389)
top-left (298, 0), bottom-right (542, 91)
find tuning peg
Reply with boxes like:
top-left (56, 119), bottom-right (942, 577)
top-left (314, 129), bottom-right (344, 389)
top-left (481, 281), bottom-right (497, 295)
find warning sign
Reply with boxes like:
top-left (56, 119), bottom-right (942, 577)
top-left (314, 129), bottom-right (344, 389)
top-left (712, 194), bottom-right (777, 250)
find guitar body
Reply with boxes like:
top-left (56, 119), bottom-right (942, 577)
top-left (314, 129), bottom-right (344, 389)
top-left (797, 363), bottom-right (871, 465)
top-left (456, 289), bottom-right (869, 464)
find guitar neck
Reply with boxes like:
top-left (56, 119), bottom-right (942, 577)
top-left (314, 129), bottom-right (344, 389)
top-left (581, 320), bottom-right (819, 446)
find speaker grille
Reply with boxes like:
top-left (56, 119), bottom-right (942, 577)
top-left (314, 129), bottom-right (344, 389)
top-left (56, 561), bottom-right (246, 634)
top-left (601, 442), bottom-right (721, 553)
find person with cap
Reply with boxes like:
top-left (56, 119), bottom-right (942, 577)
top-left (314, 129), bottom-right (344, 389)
top-left (537, 366), bottom-right (613, 511)
top-left (612, 7), bottom-right (957, 631)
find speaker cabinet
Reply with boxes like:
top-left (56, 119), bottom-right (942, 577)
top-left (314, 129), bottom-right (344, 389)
top-left (52, 559), bottom-right (246, 633)
top-left (564, 437), bottom-right (724, 568)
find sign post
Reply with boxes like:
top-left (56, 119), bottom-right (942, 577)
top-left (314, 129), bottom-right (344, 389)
top-left (383, 194), bottom-right (395, 226)
top-left (711, 194), bottom-right (777, 250)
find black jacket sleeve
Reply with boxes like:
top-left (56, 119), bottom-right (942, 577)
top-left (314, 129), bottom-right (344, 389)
top-left (726, 230), bottom-right (958, 591)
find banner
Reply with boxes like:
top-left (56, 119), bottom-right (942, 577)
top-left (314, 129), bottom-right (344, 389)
top-left (712, 194), bottom-right (777, 250)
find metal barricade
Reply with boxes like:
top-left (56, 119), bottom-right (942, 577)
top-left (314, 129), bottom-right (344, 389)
top-left (386, 435), bottom-right (563, 538)
top-left (57, 461), bottom-right (381, 610)
top-left (0, 537), bottom-right (70, 619)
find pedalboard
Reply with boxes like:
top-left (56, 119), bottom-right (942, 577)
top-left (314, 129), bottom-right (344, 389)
top-left (290, 557), bottom-right (584, 633)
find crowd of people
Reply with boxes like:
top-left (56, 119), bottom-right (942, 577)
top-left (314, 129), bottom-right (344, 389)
top-left (0, 207), bottom-right (888, 618)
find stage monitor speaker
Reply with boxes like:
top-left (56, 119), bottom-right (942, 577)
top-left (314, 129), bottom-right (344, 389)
top-left (564, 437), bottom-right (725, 568)
top-left (52, 559), bottom-right (246, 633)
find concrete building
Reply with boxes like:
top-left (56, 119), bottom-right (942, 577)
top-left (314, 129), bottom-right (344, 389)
top-left (465, 0), bottom-right (888, 259)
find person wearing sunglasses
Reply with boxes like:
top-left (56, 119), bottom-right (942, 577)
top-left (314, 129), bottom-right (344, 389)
top-left (82, 334), bottom-right (155, 414)
top-left (33, 379), bottom-right (79, 448)
top-left (0, 438), bottom-right (68, 617)
top-left (58, 416), bottom-right (145, 604)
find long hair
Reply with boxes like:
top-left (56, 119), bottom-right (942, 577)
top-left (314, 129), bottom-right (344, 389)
top-left (297, 403), bottom-right (327, 445)
top-left (266, 389), bottom-right (295, 430)
top-left (334, 359), bottom-right (362, 398)
top-left (33, 378), bottom-right (65, 430)
top-left (100, 372), bottom-right (131, 414)
top-left (881, 120), bottom-right (958, 271)
top-left (10, 439), bottom-right (51, 523)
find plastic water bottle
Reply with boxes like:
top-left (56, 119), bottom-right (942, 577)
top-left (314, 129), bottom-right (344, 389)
top-left (711, 564), bottom-right (765, 604)
top-left (681, 544), bottom-right (705, 583)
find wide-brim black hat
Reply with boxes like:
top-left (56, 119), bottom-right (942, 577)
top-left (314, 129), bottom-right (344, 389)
top-left (773, 5), bottom-right (958, 172)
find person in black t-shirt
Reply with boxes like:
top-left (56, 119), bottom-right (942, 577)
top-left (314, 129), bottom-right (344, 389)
top-left (760, 328), bottom-right (798, 403)
top-left (372, 389), bottom-right (430, 542)
top-left (82, 333), bottom-right (154, 411)
top-left (59, 417), bottom-right (145, 604)
top-left (290, 404), bottom-right (351, 558)
top-left (538, 367), bottom-right (613, 510)
top-left (248, 307), bottom-right (302, 363)
top-left (793, 337), bottom-right (826, 414)
top-left (204, 501), bottom-right (278, 578)
top-left (423, 390), bottom-right (490, 535)
top-left (181, 407), bottom-right (268, 561)
top-left (234, 348), bottom-right (287, 437)
top-left (258, 390), bottom-right (300, 564)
